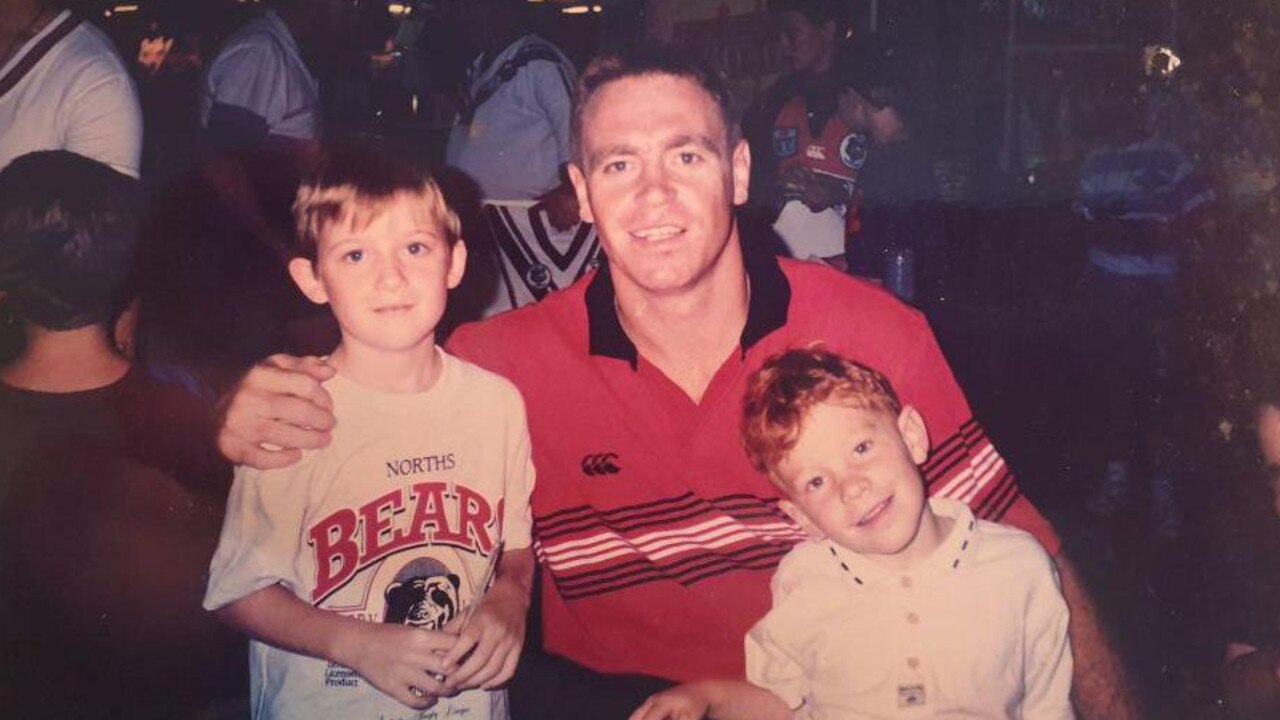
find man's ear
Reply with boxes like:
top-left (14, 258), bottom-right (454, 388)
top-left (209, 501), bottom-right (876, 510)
top-left (731, 137), bottom-right (751, 206)
top-left (288, 257), bottom-right (329, 305)
top-left (897, 406), bottom-right (930, 465)
top-left (779, 498), bottom-right (825, 541)
top-left (446, 239), bottom-right (468, 290)
top-left (567, 162), bottom-right (594, 224)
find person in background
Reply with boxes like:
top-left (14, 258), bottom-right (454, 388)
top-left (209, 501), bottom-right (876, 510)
top-left (1219, 397), bottom-right (1280, 719)
top-left (745, 0), bottom-right (860, 267)
top-left (0, 0), bottom-right (142, 177)
top-left (444, 0), bottom-right (598, 317)
top-left (835, 35), bottom-right (945, 304)
top-left (0, 150), bottom-right (242, 718)
top-left (1071, 59), bottom-right (1213, 540)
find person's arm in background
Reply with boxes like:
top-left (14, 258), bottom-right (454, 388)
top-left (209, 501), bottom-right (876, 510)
top-left (534, 55), bottom-right (580, 231)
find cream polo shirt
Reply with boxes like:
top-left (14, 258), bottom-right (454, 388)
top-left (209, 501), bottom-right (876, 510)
top-left (746, 498), bottom-right (1074, 719)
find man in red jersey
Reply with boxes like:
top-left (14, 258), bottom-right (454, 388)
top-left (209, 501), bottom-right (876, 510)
top-left (214, 46), bottom-right (1140, 720)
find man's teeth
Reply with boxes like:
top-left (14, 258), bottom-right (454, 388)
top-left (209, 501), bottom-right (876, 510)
top-left (634, 225), bottom-right (682, 240)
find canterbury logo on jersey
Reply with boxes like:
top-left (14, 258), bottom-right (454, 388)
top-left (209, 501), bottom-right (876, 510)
top-left (580, 452), bottom-right (621, 476)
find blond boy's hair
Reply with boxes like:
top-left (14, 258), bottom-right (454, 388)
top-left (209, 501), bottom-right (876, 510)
top-left (291, 144), bottom-right (461, 262)
top-left (742, 345), bottom-right (903, 479)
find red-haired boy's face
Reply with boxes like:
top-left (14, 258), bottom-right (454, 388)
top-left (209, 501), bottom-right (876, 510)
top-left (775, 401), bottom-right (934, 569)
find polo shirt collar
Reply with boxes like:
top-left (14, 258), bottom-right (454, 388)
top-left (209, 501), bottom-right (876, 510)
top-left (584, 221), bottom-right (791, 369)
top-left (825, 498), bottom-right (979, 588)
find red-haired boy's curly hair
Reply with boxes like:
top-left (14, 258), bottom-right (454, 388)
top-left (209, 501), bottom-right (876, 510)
top-left (741, 345), bottom-right (902, 478)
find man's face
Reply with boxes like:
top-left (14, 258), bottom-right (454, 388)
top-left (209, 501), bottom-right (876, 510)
top-left (776, 402), bottom-right (933, 570)
top-left (568, 74), bottom-right (750, 298)
top-left (289, 194), bottom-right (466, 356)
top-left (776, 11), bottom-right (835, 74)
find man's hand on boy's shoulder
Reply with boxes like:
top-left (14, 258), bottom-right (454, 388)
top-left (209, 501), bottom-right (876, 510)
top-left (216, 354), bottom-right (337, 469)
top-left (440, 548), bottom-right (535, 692)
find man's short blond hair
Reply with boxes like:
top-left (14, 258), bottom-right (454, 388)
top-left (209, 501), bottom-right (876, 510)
top-left (291, 144), bottom-right (460, 262)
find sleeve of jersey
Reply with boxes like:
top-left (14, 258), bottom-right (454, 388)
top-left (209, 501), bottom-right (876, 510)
top-left (899, 320), bottom-right (1061, 556)
top-left (501, 388), bottom-right (536, 551)
top-left (65, 70), bottom-right (142, 178)
top-left (202, 462), bottom-right (309, 611)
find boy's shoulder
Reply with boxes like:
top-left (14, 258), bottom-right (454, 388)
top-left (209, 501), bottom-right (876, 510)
top-left (771, 539), bottom-right (847, 598)
top-left (969, 516), bottom-right (1058, 582)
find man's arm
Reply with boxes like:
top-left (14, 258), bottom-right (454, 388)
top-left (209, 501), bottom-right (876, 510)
top-left (215, 584), bottom-right (458, 709)
top-left (1054, 551), bottom-right (1143, 719)
top-left (215, 354), bottom-right (336, 467)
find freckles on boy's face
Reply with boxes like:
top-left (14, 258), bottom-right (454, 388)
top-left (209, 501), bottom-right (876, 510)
top-left (290, 196), bottom-right (466, 355)
top-left (776, 402), bottom-right (934, 568)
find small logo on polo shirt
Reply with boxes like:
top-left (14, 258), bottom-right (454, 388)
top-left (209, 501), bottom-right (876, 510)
top-left (581, 452), bottom-right (621, 476)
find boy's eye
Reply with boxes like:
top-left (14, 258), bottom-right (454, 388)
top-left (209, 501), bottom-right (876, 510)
top-left (853, 440), bottom-right (872, 455)
top-left (343, 249), bottom-right (363, 263)
top-left (805, 476), bottom-right (825, 492)
top-left (406, 242), bottom-right (427, 255)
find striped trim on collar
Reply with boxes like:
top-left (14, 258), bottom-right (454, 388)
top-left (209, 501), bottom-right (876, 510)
top-left (0, 10), bottom-right (80, 102)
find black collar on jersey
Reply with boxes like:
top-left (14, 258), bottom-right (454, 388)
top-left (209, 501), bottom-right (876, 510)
top-left (0, 11), bottom-right (80, 102)
top-left (584, 218), bottom-right (791, 369)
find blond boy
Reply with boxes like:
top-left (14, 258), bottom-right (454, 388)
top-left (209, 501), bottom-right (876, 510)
top-left (633, 347), bottom-right (1072, 720)
top-left (204, 146), bottom-right (535, 720)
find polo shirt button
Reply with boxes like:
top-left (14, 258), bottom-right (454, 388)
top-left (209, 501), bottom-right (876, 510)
top-left (907, 657), bottom-right (920, 670)
top-left (901, 576), bottom-right (913, 588)
top-left (907, 612), bottom-right (920, 624)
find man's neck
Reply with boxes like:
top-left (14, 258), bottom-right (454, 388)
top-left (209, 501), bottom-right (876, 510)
top-left (612, 233), bottom-right (750, 403)
top-left (2, 323), bottom-right (131, 393)
top-left (328, 338), bottom-right (443, 394)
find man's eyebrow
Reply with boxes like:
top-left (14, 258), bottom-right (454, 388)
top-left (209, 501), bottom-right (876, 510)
top-left (587, 143), bottom-right (639, 170)
top-left (666, 133), bottom-right (723, 157)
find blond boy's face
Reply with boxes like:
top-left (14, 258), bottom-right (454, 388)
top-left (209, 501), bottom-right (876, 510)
top-left (289, 193), bottom-right (465, 356)
top-left (775, 401), bottom-right (933, 567)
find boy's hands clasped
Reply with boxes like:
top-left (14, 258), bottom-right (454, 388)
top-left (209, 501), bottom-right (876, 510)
top-left (334, 584), bottom-right (528, 710)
